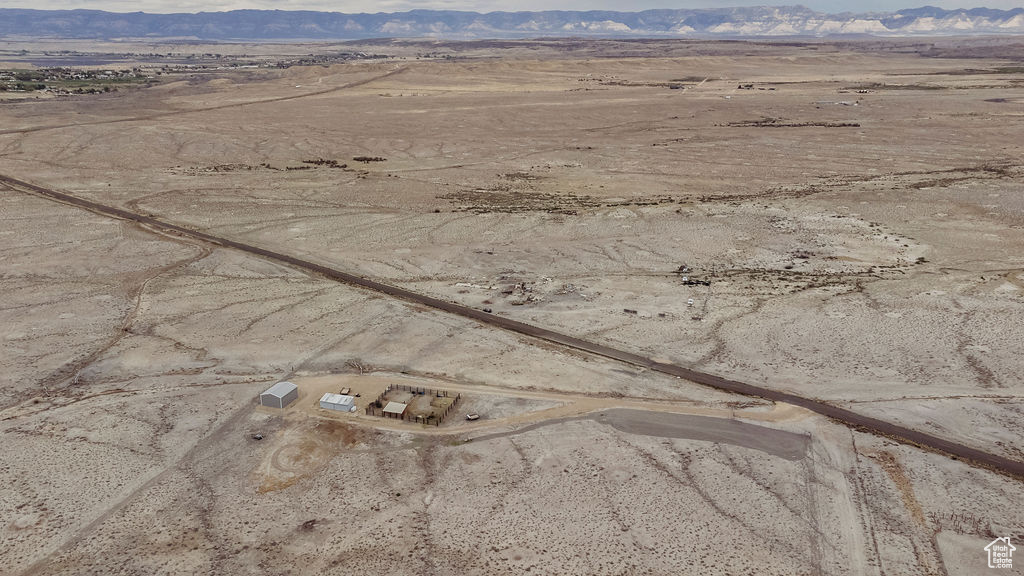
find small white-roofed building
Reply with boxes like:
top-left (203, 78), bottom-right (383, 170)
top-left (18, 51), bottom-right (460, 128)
top-left (260, 381), bottom-right (298, 409)
top-left (320, 393), bottom-right (357, 412)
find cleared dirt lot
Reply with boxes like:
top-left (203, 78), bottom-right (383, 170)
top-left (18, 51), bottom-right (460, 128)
top-left (0, 38), bottom-right (1022, 575)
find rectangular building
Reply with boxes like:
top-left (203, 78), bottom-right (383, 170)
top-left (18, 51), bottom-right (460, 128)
top-left (260, 381), bottom-right (298, 409)
top-left (320, 393), bottom-right (356, 412)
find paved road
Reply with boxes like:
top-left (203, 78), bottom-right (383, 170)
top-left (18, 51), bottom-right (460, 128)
top-left (3, 173), bottom-right (1022, 480)
top-left (470, 409), bottom-right (811, 461)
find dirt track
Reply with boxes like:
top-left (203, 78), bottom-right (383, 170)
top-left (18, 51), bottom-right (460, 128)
top-left (3, 172), bottom-right (1022, 480)
top-left (0, 65), bottom-right (408, 136)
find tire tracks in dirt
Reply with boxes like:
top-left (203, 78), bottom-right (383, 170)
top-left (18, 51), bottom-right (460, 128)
top-left (16, 401), bottom-right (255, 576)
top-left (0, 195), bottom-right (213, 409)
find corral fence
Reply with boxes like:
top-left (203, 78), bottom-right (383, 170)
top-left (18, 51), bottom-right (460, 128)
top-left (365, 383), bottom-right (462, 426)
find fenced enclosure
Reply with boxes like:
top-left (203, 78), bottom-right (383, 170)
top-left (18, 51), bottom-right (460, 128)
top-left (365, 383), bottom-right (462, 426)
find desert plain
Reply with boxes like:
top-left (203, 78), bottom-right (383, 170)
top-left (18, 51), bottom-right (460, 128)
top-left (0, 36), bottom-right (1023, 575)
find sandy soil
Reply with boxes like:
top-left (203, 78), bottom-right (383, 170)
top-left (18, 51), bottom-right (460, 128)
top-left (1, 38), bottom-right (1022, 575)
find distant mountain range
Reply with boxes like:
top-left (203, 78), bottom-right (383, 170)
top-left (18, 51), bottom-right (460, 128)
top-left (2, 6), bottom-right (1024, 40)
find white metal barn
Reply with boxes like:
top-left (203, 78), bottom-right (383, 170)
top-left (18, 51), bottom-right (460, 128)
top-left (260, 381), bottom-right (298, 409)
top-left (319, 393), bottom-right (357, 412)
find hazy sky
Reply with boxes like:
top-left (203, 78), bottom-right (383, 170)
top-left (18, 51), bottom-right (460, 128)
top-left (3, 0), bottom-right (1022, 14)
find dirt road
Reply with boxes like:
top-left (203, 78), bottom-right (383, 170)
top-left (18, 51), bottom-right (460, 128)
top-left (0, 65), bottom-right (408, 136)
top-left (3, 173), bottom-right (1022, 480)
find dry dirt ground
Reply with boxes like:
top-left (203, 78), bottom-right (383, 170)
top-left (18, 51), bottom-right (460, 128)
top-left (0, 38), bottom-right (1022, 575)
